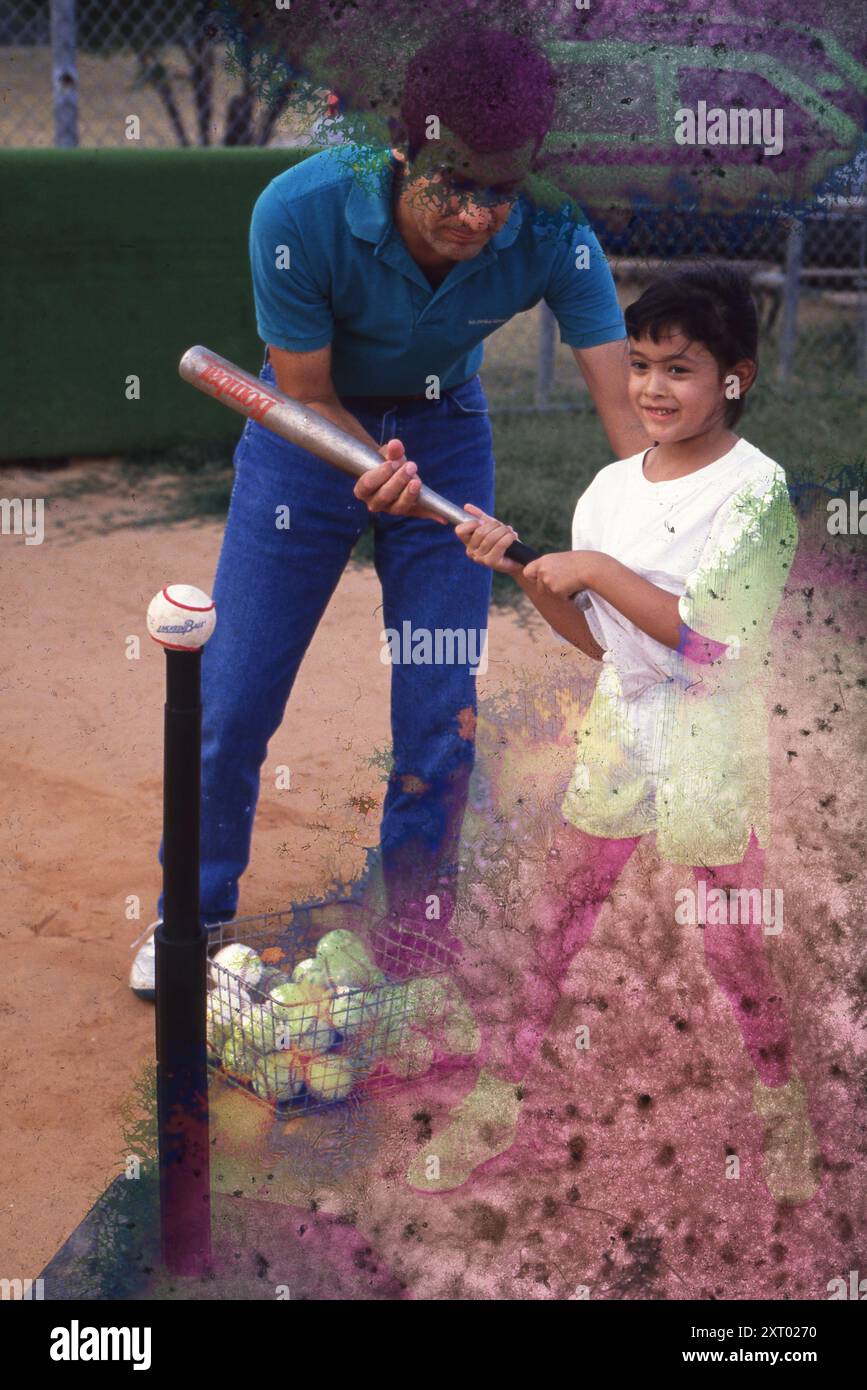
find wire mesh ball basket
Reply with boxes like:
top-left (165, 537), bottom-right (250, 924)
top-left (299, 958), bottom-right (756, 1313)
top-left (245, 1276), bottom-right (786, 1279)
top-left (205, 900), bottom-right (481, 1115)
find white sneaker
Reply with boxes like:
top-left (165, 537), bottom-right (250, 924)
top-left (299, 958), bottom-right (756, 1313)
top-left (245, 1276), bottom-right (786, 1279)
top-left (129, 919), bottom-right (162, 1001)
top-left (129, 918), bottom-right (226, 1000)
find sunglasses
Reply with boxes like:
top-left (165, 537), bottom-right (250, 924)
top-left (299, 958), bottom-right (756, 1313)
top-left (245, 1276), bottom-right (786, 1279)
top-left (433, 166), bottom-right (523, 207)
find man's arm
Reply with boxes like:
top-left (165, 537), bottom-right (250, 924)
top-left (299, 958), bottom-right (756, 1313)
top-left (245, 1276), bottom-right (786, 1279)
top-left (571, 340), bottom-right (653, 461)
top-left (268, 344), bottom-right (446, 523)
top-left (269, 343), bottom-right (383, 451)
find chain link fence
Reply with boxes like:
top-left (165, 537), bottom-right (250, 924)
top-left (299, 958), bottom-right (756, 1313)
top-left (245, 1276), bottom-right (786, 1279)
top-left (2, 1), bottom-right (864, 395)
top-left (0, 0), bottom-right (316, 148)
top-left (490, 197), bottom-right (867, 408)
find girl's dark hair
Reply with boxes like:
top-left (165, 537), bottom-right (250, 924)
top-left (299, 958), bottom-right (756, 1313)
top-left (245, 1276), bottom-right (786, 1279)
top-left (623, 265), bottom-right (759, 427)
top-left (396, 27), bottom-right (558, 161)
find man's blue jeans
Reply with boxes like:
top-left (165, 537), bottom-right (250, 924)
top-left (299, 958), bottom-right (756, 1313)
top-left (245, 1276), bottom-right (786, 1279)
top-left (157, 358), bottom-right (495, 932)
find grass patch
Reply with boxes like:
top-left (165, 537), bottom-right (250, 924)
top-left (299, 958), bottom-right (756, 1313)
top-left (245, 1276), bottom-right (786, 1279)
top-left (118, 441), bottom-right (238, 523)
top-left (63, 1062), bottom-right (161, 1299)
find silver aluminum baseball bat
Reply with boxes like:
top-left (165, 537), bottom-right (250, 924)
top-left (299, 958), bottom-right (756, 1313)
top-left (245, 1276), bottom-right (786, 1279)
top-left (178, 345), bottom-right (590, 604)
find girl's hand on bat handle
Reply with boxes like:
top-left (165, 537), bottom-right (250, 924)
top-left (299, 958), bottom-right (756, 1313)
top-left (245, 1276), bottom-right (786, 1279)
top-left (456, 503), bottom-right (524, 576)
top-left (523, 551), bottom-right (589, 598)
top-left (353, 439), bottom-right (447, 523)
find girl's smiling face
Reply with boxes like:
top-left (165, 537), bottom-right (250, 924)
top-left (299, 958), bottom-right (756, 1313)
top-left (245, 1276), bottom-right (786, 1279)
top-left (627, 328), bottom-right (750, 442)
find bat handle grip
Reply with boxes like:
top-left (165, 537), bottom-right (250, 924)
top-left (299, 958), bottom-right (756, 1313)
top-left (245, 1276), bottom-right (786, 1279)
top-left (503, 538), bottom-right (541, 565)
top-left (503, 538), bottom-right (592, 611)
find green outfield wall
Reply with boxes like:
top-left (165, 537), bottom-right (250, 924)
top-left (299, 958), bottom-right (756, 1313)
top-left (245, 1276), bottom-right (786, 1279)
top-left (0, 148), bottom-right (312, 459)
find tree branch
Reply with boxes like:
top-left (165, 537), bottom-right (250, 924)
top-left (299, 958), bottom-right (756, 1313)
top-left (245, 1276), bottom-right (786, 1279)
top-left (256, 77), bottom-right (295, 147)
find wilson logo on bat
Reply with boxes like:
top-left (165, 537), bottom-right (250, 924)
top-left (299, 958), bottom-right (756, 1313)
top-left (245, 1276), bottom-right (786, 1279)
top-left (199, 358), bottom-right (279, 423)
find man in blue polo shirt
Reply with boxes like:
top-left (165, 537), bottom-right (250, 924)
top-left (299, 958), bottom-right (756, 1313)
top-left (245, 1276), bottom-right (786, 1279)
top-left (131, 27), bottom-right (650, 997)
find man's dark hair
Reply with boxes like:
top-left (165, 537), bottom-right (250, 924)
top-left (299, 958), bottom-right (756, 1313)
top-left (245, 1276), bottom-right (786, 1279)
top-left (624, 266), bottom-right (759, 427)
top-left (396, 26), bottom-right (559, 161)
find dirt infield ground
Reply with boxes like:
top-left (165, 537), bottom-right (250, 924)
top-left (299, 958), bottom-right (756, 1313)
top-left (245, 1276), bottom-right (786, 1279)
top-left (1, 460), bottom-right (865, 1299)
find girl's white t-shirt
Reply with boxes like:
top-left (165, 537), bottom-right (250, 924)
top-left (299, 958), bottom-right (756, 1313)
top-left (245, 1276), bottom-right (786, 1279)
top-left (556, 436), bottom-right (798, 863)
top-left (568, 437), bottom-right (790, 699)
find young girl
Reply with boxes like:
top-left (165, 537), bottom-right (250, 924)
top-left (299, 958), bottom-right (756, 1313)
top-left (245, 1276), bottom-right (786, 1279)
top-left (406, 266), bottom-right (821, 1204)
